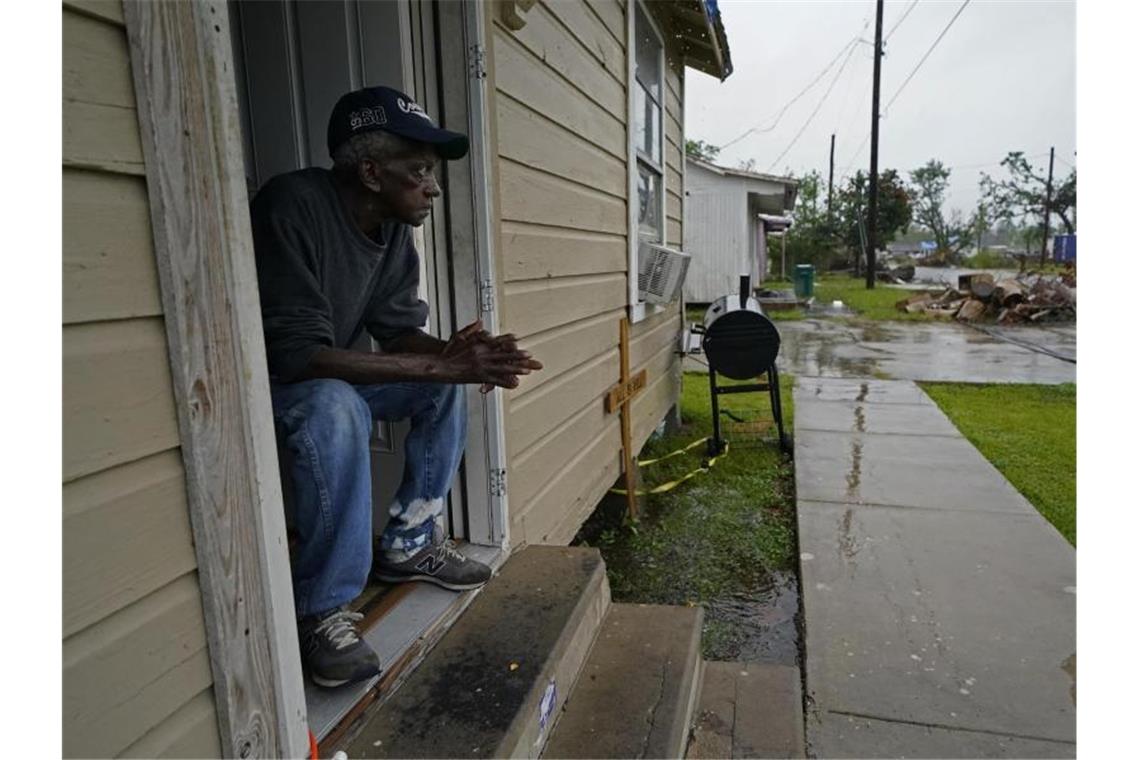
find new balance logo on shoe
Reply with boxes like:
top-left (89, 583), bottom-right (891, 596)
top-left (415, 553), bottom-right (445, 575)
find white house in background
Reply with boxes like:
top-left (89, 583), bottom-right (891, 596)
top-left (683, 157), bottom-right (798, 303)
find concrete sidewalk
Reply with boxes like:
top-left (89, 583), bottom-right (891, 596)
top-left (795, 377), bottom-right (1075, 758)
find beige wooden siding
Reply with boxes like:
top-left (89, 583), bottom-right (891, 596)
top-left (62, 2), bottom-right (220, 756)
top-left (495, 1), bottom-right (686, 547)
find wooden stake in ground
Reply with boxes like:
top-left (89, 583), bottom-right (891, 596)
top-left (605, 317), bottom-right (648, 519)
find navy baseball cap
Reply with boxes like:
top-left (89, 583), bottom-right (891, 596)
top-left (326, 86), bottom-right (469, 160)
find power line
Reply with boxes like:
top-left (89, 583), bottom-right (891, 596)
top-left (768, 42), bottom-right (861, 171)
top-left (884, 0), bottom-right (919, 40)
top-left (832, 0), bottom-right (971, 183)
top-left (721, 25), bottom-right (868, 150)
top-left (830, 37), bottom-right (869, 133)
top-left (883, 0), bottom-right (972, 114)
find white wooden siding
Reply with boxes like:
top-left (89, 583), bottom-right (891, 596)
top-left (62, 2), bottom-right (220, 756)
top-left (494, 0), bottom-right (685, 547)
top-left (682, 162), bottom-right (750, 302)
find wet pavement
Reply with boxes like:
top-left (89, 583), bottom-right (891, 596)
top-left (775, 319), bottom-right (1075, 384)
top-left (795, 377), bottom-right (1075, 758)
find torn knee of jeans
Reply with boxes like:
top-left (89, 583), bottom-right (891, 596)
top-left (388, 497), bottom-right (445, 526)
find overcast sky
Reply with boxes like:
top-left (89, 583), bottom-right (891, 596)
top-left (684, 0), bottom-right (1076, 216)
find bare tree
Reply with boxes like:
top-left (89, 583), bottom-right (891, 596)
top-left (980, 151), bottom-right (1076, 234)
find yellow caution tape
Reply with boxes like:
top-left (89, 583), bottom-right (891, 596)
top-left (636, 435), bottom-right (712, 466)
top-left (610, 438), bottom-right (729, 496)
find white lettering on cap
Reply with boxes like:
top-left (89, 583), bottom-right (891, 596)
top-left (396, 97), bottom-right (435, 124)
top-left (349, 106), bottom-right (387, 130)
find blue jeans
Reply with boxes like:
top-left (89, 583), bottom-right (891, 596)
top-left (271, 379), bottom-right (467, 617)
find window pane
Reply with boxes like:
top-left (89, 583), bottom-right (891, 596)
top-left (639, 92), bottom-right (661, 164)
top-left (637, 164), bottom-right (663, 240)
top-left (635, 4), bottom-right (661, 102)
top-left (634, 85), bottom-right (647, 162)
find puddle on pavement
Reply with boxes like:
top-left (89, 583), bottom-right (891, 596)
top-left (703, 569), bottom-right (801, 665)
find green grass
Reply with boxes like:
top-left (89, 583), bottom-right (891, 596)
top-left (573, 372), bottom-right (797, 656)
top-left (813, 274), bottom-right (933, 322)
top-left (920, 382), bottom-right (1076, 545)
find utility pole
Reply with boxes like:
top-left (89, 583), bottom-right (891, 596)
top-left (1040, 146), bottom-right (1055, 267)
top-left (865, 0), bottom-right (884, 289)
top-left (828, 133), bottom-right (836, 219)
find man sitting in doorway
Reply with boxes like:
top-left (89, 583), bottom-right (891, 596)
top-left (250, 86), bottom-right (542, 688)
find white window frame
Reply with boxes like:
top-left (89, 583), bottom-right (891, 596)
top-left (627, 0), bottom-right (668, 323)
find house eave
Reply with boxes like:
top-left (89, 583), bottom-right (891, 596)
top-left (668, 0), bottom-right (733, 80)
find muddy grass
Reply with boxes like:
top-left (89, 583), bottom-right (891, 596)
top-left (573, 372), bottom-right (800, 664)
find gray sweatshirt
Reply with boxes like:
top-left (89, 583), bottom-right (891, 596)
top-left (250, 168), bottom-right (430, 382)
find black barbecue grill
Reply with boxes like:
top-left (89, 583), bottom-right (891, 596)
top-left (691, 274), bottom-right (789, 455)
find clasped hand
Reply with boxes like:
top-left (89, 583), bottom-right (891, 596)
top-left (442, 320), bottom-right (543, 393)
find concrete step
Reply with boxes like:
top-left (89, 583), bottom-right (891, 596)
top-left (687, 662), bottom-right (805, 759)
top-left (341, 546), bottom-right (611, 758)
top-left (542, 603), bottom-right (705, 759)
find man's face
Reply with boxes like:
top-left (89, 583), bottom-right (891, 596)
top-left (367, 147), bottom-right (442, 226)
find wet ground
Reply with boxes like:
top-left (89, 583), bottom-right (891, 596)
top-left (774, 319), bottom-right (1075, 384)
top-left (795, 377), bottom-right (1076, 757)
top-left (703, 569), bottom-right (800, 664)
top-left (669, 313), bottom-right (1076, 677)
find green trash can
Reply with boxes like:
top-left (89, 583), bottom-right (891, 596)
top-left (794, 264), bottom-right (815, 299)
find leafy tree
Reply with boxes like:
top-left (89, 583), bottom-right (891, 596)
top-left (782, 170), bottom-right (837, 271)
top-left (834, 169), bottom-right (912, 268)
top-left (980, 151), bottom-right (1076, 234)
top-left (685, 139), bottom-right (721, 162)
top-left (909, 160), bottom-right (972, 259)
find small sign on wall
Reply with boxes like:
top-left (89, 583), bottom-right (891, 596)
top-left (538, 679), bottom-right (557, 733)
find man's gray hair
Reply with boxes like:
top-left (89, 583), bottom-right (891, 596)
top-left (332, 131), bottom-right (418, 174)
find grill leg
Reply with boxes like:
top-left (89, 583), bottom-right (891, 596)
top-left (708, 369), bottom-right (725, 456)
top-left (768, 364), bottom-right (791, 454)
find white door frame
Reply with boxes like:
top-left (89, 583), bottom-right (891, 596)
top-left (440, 0), bottom-right (510, 550)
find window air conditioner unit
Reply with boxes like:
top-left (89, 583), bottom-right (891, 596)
top-left (638, 242), bottom-right (690, 304)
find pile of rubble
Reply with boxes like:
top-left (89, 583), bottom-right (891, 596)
top-left (896, 273), bottom-right (1076, 324)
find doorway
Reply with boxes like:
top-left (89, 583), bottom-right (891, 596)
top-left (226, 0), bottom-right (507, 745)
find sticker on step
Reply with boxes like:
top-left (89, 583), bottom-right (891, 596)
top-left (538, 679), bottom-right (557, 734)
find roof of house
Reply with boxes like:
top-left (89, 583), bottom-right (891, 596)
top-left (668, 0), bottom-right (733, 80)
top-left (686, 156), bottom-right (799, 214)
top-left (686, 156), bottom-right (799, 188)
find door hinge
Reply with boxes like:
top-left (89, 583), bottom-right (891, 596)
top-left (480, 278), bottom-right (496, 315)
top-left (468, 44), bottom-right (487, 80)
top-left (489, 468), bottom-right (507, 498)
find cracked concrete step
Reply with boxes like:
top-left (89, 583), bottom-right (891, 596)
top-left (687, 662), bottom-right (805, 759)
top-left (342, 546), bottom-right (611, 758)
top-left (542, 603), bottom-right (704, 759)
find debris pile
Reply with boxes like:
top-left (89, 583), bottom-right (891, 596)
top-left (876, 264), bottom-right (916, 284)
top-left (895, 273), bottom-right (1076, 324)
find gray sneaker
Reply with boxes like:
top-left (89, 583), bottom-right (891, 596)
top-left (374, 537), bottom-right (492, 591)
top-left (298, 607), bottom-right (380, 688)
